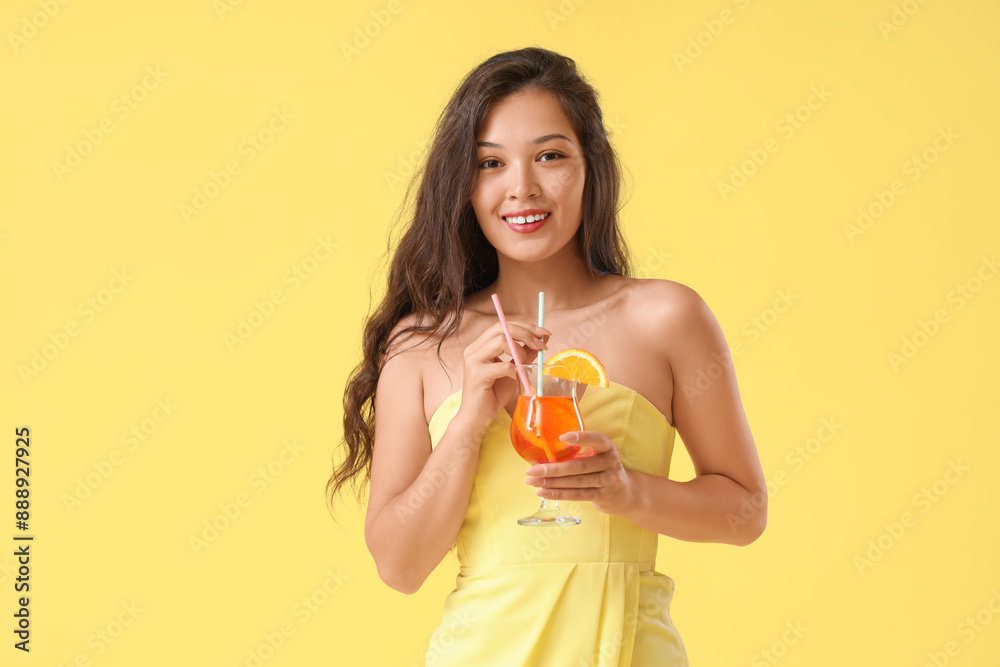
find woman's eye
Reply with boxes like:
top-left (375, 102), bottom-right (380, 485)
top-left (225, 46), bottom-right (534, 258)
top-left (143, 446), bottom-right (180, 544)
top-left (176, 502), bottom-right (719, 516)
top-left (540, 152), bottom-right (562, 162)
top-left (480, 159), bottom-right (501, 169)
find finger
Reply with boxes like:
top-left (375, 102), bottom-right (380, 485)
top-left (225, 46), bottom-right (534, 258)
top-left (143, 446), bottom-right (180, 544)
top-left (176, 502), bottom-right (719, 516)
top-left (468, 326), bottom-right (547, 363)
top-left (479, 360), bottom-right (518, 382)
top-left (558, 431), bottom-right (615, 455)
top-left (525, 450), bottom-right (619, 477)
top-left (506, 323), bottom-right (550, 357)
top-left (493, 321), bottom-right (551, 352)
top-left (465, 336), bottom-right (520, 368)
top-left (479, 320), bottom-right (550, 346)
top-left (507, 320), bottom-right (552, 339)
top-left (462, 366), bottom-right (518, 400)
top-left (526, 469), bottom-right (617, 490)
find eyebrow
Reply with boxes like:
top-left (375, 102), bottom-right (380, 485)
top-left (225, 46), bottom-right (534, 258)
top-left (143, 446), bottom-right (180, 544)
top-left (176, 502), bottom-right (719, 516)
top-left (476, 133), bottom-right (573, 149)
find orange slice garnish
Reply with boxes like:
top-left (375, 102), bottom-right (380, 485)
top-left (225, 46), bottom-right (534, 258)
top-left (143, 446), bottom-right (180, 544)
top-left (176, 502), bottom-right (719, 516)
top-left (543, 348), bottom-right (610, 387)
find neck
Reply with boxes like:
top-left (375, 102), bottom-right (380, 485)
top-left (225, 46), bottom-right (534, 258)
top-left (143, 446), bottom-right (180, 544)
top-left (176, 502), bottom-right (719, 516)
top-left (488, 242), bottom-right (603, 320)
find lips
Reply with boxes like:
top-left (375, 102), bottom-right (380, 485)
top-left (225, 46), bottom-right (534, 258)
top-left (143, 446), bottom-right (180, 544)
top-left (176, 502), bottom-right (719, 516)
top-left (502, 211), bottom-right (550, 234)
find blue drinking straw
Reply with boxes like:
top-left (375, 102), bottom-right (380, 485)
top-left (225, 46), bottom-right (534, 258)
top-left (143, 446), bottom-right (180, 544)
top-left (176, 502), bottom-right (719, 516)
top-left (536, 292), bottom-right (545, 396)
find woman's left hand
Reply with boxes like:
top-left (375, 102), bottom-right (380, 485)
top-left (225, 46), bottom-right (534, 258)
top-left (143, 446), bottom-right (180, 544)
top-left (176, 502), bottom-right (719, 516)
top-left (524, 431), bottom-right (636, 516)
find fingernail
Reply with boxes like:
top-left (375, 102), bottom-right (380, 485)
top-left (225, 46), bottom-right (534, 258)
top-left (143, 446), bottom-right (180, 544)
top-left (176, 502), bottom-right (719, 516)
top-left (559, 432), bottom-right (579, 443)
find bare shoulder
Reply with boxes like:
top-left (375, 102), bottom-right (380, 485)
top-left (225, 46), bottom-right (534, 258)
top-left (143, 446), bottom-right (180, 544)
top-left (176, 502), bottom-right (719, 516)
top-left (383, 311), bottom-right (443, 360)
top-left (626, 278), bottom-right (714, 327)
top-left (383, 309), bottom-right (474, 423)
top-left (626, 278), bottom-right (728, 371)
top-left (379, 312), bottom-right (438, 402)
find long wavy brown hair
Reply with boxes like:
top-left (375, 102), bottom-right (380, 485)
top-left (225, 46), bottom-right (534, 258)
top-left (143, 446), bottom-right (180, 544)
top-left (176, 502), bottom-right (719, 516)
top-left (327, 46), bottom-right (633, 514)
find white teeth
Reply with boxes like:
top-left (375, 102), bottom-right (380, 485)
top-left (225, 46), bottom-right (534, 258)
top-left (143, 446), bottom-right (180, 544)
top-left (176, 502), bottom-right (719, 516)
top-left (505, 213), bottom-right (549, 225)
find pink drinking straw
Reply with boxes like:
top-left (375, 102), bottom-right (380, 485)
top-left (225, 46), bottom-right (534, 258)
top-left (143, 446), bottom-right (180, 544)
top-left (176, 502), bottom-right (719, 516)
top-left (491, 293), bottom-right (535, 397)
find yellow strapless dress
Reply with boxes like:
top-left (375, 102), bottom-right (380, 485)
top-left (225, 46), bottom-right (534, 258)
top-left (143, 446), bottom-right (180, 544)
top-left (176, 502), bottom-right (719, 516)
top-left (424, 381), bottom-right (689, 666)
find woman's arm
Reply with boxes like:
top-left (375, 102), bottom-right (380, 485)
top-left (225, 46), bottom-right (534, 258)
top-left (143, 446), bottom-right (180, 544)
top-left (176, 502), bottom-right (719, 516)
top-left (364, 328), bottom-right (488, 594)
top-left (622, 281), bottom-right (767, 544)
top-left (366, 316), bottom-right (547, 590)
top-left (525, 281), bottom-right (767, 545)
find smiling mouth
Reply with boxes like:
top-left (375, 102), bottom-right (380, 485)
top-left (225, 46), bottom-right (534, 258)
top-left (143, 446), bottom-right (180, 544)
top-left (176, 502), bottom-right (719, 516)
top-left (502, 212), bottom-right (551, 225)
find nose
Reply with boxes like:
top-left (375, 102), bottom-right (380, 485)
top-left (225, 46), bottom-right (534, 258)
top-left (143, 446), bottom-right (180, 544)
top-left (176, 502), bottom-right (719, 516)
top-left (506, 161), bottom-right (540, 200)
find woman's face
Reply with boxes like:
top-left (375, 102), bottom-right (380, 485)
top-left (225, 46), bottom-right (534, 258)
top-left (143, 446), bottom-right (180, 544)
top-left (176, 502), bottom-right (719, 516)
top-left (471, 89), bottom-right (586, 262)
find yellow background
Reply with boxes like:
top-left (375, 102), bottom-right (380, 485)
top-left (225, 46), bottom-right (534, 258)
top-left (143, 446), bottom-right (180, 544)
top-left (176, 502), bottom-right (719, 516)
top-left (2, 0), bottom-right (998, 665)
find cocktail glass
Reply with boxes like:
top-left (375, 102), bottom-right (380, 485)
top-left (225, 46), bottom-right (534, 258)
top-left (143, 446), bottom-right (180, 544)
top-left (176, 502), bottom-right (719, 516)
top-left (510, 362), bottom-right (590, 526)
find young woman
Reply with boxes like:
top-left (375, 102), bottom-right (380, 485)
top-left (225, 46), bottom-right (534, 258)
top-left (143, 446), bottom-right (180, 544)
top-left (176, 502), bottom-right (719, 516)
top-left (330, 46), bottom-right (766, 666)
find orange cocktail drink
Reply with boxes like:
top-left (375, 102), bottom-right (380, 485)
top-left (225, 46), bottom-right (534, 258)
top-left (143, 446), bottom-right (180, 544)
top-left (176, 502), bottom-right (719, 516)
top-left (510, 394), bottom-right (587, 464)
top-left (510, 362), bottom-right (590, 526)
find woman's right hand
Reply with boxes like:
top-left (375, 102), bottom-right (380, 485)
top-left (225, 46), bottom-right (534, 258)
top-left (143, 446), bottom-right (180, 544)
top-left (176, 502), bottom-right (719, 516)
top-left (456, 321), bottom-right (551, 429)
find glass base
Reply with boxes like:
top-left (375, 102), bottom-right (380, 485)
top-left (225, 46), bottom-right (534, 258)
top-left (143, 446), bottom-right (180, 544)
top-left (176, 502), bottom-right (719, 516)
top-left (517, 500), bottom-right (582, 526)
